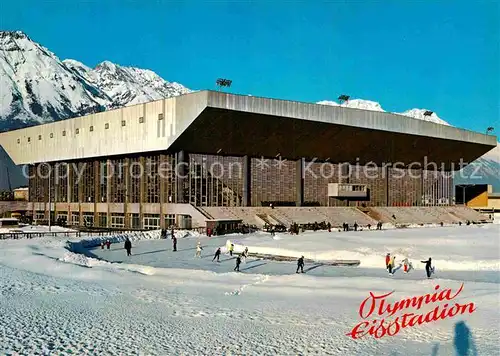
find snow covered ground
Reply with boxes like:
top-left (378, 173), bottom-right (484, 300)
top-left (1, 225), bottom-right (499, 355)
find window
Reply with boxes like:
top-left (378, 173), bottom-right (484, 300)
top-left (105, 123), bottom-right (109, 129)
top-left (139, 117), bottom-right (144, 123)
top-left (17, 138), bottom-right (20, 144)
top-left (71, 212), bottom-right (80, 225)
top-left (158, 113), bottom-right (164, 120)
top-left (97, 213), bottom-right (107, 228)
top-left (90, 126), bottom-right (94, 132)
top-left (38, 135), bottom-right (42, 140)
top-left (130, 214), bottom-right (140, 229)
top-left (143, 214), bottom-right (160, 230)
top-left (28, 137), bottom-right (31, 143)
top-left (111, 214), bottom-right (125, 228)
top-left (76, 128), bottom-right (80, 134)
top-left (165, 214), bottom-right (175, 228)
top-left (62, 130), bottom-right (66, 136)
top-left (50, 133), bottom-right (53, 138)
top-left (121, 120), bottom-right (126, 127)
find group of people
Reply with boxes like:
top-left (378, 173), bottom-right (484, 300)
top-left (385, 253), bottom-right (434, 278)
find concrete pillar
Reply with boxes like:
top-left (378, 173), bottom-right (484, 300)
top-left (106, 159), bottom-right (111, 228)
top-left (93, 160), bottom-right (99, 225)
top-left (385, 165), bottom-right (390, 206)
top-left (139, 156), bottom-right (145, 228)
top-left (242, 155), bottom-right (251, 206)
top-left (78, 163), bottom-right (83, 226)
top-left (177, 151), bottom-right (188, 204)
top-left (296, 158), bottom-right (304, 207)
top-left (159, 154), bottom-right (166, 228)
top-left (124, 158), bottom-right (130, 228)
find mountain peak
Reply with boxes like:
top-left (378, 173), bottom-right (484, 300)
top-left (0, 30), bottom-right (30, 40)
top-left (398, 108), bottom-right (449, 126)
top-left (317, 98), bottom-right (385, 112)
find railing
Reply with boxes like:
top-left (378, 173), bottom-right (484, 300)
top-left (0, 229), bottom-right (143, 240)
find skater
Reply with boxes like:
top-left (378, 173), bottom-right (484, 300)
top-left (385, 253), bottom-right (391, 271)
top-left (234, 255), bottom-right (241, 272)
top-left (241, 247), bottom-right (249, 262)
top-left (296, 256), bottom-right (305, 273)
top-left (421, 258), bottom-right (433, 278)
top-left (229, 243), bottom-right (234, 256)
top-left (389, 255), bottom-right (396, 275)
top-left (195, 241), bottom-right (203, 257)
top-left (172, 235), bottom-right (177, 252)
top-left (213, 247), bottom-right (221, 262)
top-left (327, 222), bottom-right (332, 232)
top-left (353, 222), bottom-right (358, 231)
top-left (124, 238), bottom-right (132, 256)
top-left (101, 241), bottom-right (105, 249)
top-left (106, 240), bottom-right (111, 250)
top-left (367, 223), bottom-right (371, 230)
top-left (402, 258), bottom-right (412, 273)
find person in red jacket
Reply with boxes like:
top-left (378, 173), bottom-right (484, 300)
top-left (385, 253), bottom-right (391, 271)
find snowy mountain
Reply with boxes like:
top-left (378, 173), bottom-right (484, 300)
top-left (0, 31), bottom-right (110, 131)
top-left (317, 99), bottom-right (385, 112)
top-left (0, 30), bottom-right (191, 189)
top-left (317, 99), bottom-right (447, 124)
top-left (454, 143), bottom-right (500, 192)
top-left (0, 31), bottom-right (191, 132)
top-left (398, 108), bottom-right (450, 126)
top-left (63, 59), bottom-right (191, 107)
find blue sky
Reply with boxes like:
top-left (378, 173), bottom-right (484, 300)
top-left (2, 1), bottom-right (498, 133)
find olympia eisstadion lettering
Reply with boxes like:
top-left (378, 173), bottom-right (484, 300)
top-left (346, 284), bottom-right (476, 339)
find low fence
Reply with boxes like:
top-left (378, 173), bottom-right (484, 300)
top-left (0, 229), bottom-right (142, 240)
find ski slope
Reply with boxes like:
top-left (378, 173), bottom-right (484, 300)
top-left (0, 225), bottom-right (499, 355)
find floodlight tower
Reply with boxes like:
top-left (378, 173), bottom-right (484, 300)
top-left (338, 94), bottom-right (350, 106)
top-left (486, 127), bottom-right (494, 135)
top-left (216, 78), bottom-right (232, 92)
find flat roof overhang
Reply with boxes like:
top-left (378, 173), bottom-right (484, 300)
top-left (0, 91), bottom-right (496, 169)
top-left (169, 107), bottom-right (496, 171)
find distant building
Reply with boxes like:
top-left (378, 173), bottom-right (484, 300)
top-left (0, 91), bottom-right (496, 229)
top-left (456, 184), bottom-right (500, 211)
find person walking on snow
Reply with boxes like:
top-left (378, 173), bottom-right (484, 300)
top-left (124, 238), bottom-right (132, 256)
top-left (421, 258), bottom-right (433, 278)
top-left (229, 244), bottom-right (234, 256)
top-left (213, 247), bottom-right (221, 262)
top-left (106, 240), bottom-right (111, 250)
top-left (234, 255), bottom-right (242, 272)
top-left (172, 236), bottom-right (177, 252)
top-left (195, 241), bottom-right (203, 257)
top-left (296, 256), bottom-right (305, 273)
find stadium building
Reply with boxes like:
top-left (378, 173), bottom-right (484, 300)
top-left (0, 91), bottom-right (496, 229)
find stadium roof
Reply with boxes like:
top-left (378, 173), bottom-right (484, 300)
top-left (0, 90), bottom-right (496, 170)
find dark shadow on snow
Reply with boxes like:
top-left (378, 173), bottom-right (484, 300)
top-left (240, 262), bottom-right (267, 271)
top-left (132, 249), bottom-right (170, 256)
top-left (304, 263), bottom-right (324, 273)
top-left (454, 321), bottom-right (478, 356)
